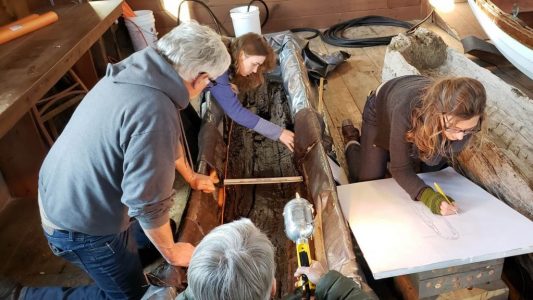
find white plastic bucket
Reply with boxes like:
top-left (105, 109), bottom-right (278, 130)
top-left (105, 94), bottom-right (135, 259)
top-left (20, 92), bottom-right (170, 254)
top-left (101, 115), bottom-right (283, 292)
top-left (230, 6), bottom-right (261, 37)
top-left (125, 10), bottom-right (158, 51)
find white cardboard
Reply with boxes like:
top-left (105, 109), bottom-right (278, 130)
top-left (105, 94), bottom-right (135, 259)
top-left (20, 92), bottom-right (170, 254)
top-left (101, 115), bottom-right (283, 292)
top-left (337, 167), bottom-right (533, 279)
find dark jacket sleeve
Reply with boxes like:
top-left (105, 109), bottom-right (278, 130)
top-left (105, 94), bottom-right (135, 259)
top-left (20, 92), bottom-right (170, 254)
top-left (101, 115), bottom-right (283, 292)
top-left (316, 271), bottom-right (374, 300)
top-left (208, 72), bottom-right (283, 140)
top-left (388, 108), bottom-right (429, 200)
top-left (209, 72), bottom-right (261, 129)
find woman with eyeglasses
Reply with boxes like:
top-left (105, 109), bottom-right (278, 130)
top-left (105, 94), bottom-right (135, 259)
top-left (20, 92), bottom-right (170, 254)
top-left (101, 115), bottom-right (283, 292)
top-left (205, 33), bottom-right (295, 151)
top-left (345, 75), bottom-right (486, 215)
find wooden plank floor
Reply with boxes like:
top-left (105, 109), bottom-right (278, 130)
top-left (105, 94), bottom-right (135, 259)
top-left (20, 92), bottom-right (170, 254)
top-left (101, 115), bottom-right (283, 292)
top-left (434, 2), bottom-right (489, 41)
top-left (0, 198), bottom-right (92, 286)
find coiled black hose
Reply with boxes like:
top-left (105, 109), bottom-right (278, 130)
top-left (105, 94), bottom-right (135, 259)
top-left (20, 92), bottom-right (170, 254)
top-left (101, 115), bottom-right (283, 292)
top-left (177, 1), bottom-right (414, 47)
top-left (321, 16), bottom-right (413, 47)
top-left (289, 27), bottom-right (321, 40)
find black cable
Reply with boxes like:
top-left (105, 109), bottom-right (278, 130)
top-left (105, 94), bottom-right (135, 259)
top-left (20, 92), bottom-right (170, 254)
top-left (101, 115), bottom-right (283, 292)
top-left (177, 0), bottom-right (270, 37)
top-left (321, 16), bottom-right (412, 48)
top-left (407, 9), bottom-right (435, 34)
top-left (245, 151), bottom-right (257, 218)
top-left (289, 28), bottom-right (321, 40)
top-left (246, 0), bottom-right (269, 28)
top-left (245, 184), bottom-right (257, 218)
top-left (177, 0), bottom-right (230, 35)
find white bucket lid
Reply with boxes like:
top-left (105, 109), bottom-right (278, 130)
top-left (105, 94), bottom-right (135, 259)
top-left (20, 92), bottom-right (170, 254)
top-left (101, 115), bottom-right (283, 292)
top-left (126, 10), bottom-right (155, 21)
top-left (230, 5), bottom-right (259, 18)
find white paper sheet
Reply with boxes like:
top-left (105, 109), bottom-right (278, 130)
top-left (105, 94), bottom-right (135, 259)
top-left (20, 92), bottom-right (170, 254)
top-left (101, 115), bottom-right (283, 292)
top-left (328, 156), bottom-right (349, 185)
top-left (337, 167), bottom-right (533, 279)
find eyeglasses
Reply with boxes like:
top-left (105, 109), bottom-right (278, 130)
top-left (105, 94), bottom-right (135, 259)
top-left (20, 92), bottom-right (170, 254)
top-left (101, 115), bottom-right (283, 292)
top-left (199, 72), bottom-right (217, 86)
top-left (207, 77), bottom-right (217, 86)
top-left (441, 115), bottom-right (481, 135)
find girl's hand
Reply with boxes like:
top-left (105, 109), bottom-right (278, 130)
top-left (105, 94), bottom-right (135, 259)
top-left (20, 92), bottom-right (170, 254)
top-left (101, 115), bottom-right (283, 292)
top-left (440, 201), bottom-right (459, 216)
top-left (279, 129), bottom-right (295, 152)
top-left (230, 83), bottom-right (239, 94)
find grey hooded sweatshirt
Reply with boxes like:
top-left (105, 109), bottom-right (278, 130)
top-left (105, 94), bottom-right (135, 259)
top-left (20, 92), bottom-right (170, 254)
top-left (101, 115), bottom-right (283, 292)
top-left (38, 47), bottom-right (189, 236)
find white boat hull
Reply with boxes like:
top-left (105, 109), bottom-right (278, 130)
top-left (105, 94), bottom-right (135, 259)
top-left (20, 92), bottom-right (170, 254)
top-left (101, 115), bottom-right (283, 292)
top-left (468, 0), bottom-right (533, 79)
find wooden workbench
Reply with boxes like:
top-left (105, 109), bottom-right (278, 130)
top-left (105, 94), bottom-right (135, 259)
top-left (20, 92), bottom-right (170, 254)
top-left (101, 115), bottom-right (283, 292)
top-left (0, 0), bottom-right (122, 139)
top-left (0, 0), bottom-right (122, 198)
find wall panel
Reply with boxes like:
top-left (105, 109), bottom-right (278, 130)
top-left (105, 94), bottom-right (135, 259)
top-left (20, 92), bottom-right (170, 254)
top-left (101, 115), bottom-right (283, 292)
top-left (127, 0), bottom-right (423, 36)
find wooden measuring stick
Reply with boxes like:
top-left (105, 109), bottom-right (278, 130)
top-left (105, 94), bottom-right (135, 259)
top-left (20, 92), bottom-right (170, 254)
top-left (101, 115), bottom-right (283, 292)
top-left (223, 176), bottom-right (303, 186)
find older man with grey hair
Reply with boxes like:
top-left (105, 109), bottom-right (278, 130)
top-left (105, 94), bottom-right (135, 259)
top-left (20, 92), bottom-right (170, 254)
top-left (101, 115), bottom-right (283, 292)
top-left (8, 22), bottom-right (231, 300)
top-left (179, 219), bottom-right (374, 300)
top-left (179, 218), bottom-right (276, 300)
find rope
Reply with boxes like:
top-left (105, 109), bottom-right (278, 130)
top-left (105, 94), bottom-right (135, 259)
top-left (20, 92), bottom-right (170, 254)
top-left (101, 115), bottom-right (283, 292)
top-left (179, 115), bottom-right (195, 177)
top-left (221, 118), bottom-right (234, 224)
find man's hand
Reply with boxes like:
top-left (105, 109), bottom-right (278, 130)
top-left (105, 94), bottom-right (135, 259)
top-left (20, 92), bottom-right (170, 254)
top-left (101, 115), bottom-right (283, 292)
top-left (143, 221), bottom-right (195, 267)
top-left (165, 242), bottom-right (195, 267)
top-left (175, 149), bottom-right (218, 193)
top-left (294, 261), bottom-right (326, 285)
top-left (188, 173), bottom-right (218, 193)
top-left (279, 129), bottom-right (295, 152)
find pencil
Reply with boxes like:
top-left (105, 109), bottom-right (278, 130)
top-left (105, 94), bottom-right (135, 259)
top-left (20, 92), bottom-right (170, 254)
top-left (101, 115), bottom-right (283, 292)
top-left (433, 182), bottom-right (458, 214)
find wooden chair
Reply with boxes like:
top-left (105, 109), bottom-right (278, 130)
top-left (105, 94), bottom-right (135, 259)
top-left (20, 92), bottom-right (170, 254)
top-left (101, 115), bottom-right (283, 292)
top-left (31, 69), bottom-right (88, 147)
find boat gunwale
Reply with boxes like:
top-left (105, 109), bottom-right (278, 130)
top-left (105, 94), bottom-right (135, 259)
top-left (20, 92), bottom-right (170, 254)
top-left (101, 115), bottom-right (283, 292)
top-left (474, 0), bottom-right (533, 49)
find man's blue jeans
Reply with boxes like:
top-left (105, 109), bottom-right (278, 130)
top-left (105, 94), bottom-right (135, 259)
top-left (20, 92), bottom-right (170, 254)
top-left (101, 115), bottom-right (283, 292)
top-left (20, 222), bottom-right (150, 300)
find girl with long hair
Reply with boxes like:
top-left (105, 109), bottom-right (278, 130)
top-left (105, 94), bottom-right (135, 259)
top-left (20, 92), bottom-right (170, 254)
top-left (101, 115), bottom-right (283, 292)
top-left (344, 75), bottom-right (486, 215)
top-left (206, 32), bottom-right (294, 151)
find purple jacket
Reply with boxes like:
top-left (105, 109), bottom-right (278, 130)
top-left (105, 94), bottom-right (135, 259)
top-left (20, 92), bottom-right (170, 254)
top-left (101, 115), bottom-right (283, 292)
top-left (207, 71), bottom-right (283, 140)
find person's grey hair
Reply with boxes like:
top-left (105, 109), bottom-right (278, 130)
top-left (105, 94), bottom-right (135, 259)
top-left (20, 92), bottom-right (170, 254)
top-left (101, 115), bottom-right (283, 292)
top-left (156, 21), bottom-right (230, 81)
top-left (187, 218), bottom-right (275, 300)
